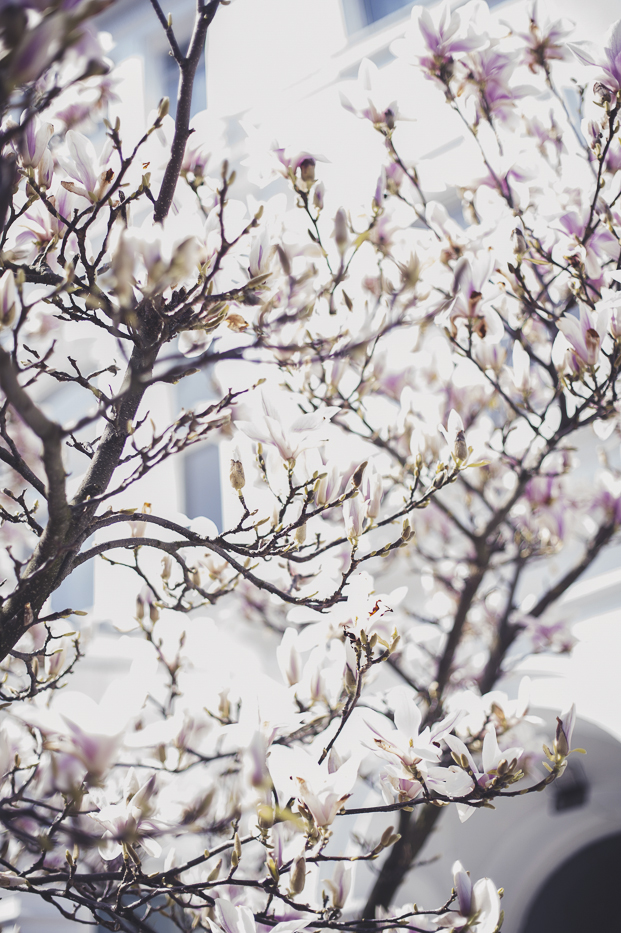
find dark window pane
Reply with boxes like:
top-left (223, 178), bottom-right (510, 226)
top-left (50, 550), bottom-right (94, 613)
top-left (164, 51), bottom-right (206, 117)
top-left (183, 444), bottom-right (222, 530)
top-left (363, 0), bottom-right (410, 24)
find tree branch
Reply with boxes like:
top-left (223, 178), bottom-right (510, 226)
top-left (153, 0), bottom-right (221, 223)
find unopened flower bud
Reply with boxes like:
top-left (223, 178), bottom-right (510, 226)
top-left (593, 81), bottom-right (612, 105)
top-left (157, 97), bottom-right (170, 120)
top-left (289, 854), bottom-right (306, 895)
top-left (352, 460), bottom-right (368, 488)
top-left (512, 227), bottom-right (527, 257)
top-left (334, 207), bottom-right (349, 253)
top-left (149, 602), bottom-right (160, 623)
top-left (294, 522), bottom-right (307, 546)
top-left (313, 181), bottom-right (325, 211)
top-left (554, 716), bottom-right (570, 757)
top-left (267, 855), bottom-right (279, 882)
top-left (454, 430), bottom-right (468, 463)
top-left (258, 804), bottom-right (275, 829)
top-left (384, 108), bottom-right (395, 130)
top-left (299, 157), bottom-right (315, 188)
top-left (136, 594), bottom-right (145, 621)
top-left (0, 271), bottom-right (16, 329)
top-left (230, 459), bottom-right (245, 491)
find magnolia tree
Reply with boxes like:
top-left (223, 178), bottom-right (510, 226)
top-left (0, 0), bottom-right (620, 930)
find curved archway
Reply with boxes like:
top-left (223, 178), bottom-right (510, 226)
top-left (520, 832), bottom-right (621, 933)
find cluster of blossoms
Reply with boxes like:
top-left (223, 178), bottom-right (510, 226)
top-left (0, 0), bottom-right (619, 931)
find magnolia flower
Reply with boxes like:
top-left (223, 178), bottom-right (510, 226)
top-left (133, 228), bottom-right (199, 296)
top-left (543, 702), bottom-right (584, 778)
top-left (273, 147), bottom-right (327, 189)
top-left (17, 114), bottom-right (54, 169)
top-left (269, 745), bottom-right (359, 828)
top-left (315, 463), bottom-right (341, 507)
top-left (397, 0), bottom-right (487, 85)
top-left (248, 226), bottom-right (272, 278)
top-left (58, 129), bottom-right (115, 202)
top-left (276, 628), bottom-right (302, 687)
top-left (596, 283), bottom-right (621, 339)
top-left (554, 703), bottom-right (576, 758)
top-left (439, 409), bottom-right (468, 464)
top-left (236, 392), bottom-right (338, 464)
top-left (90, 770), bottom-right (161, 860)
top-left (209, 900), bottom-right (309, 933)
top-left (557, 304), bottom-right (608, 368)
top-left (437, 862), bottom-right (501, 933)
top-left (324, 862), bottom-right (352, 909)
top-left (0, 270), bottom-right (16, 329)
top-left (511, 340), bottom-right (531, 394)
top-left (515, 2), bottom-right (573, 73)
top-left (474, 341), bottom-right (506, 375)
top-left (570, 18), bottom-right (621, 92)
top-left (459, 44), bottom-right (527, 126)
top-left (446, 254), bottom-right (503, 342)
top-left (343, 494), bottom-right (366, 543)
top-left (444, 723), bottom-right (524, 820)
top-left (368, 687), bottom-right (463, 773)
top-left (7, 13), bottom-right (68, 85)
top-left (295, 756), bottom-right (358, 827)
top-left (363, 464), bottom-right (383, 520)
top-left (340, 58), bottom-right (403, 130)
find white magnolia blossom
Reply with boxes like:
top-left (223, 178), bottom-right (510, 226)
top-left (0, 1), bottom-right (615, 930)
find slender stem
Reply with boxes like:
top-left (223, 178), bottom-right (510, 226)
top-left (153, 1), bottom-right (221, 224)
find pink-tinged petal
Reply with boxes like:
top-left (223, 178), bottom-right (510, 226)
top-left (557, 315), bottom-right (586, 358)
top-left (449, 35), bottom-right (488, 53)
top-left (66, 130), bottom-right (98, 193)
top-left (568, 42), bottom-right (602, 68)
top-left (418, 11), bottom-right (440, 52)
top-left (605, 18), bottom-right (621, 60)
top-left (453, 861), bottom-right (472, 916)
top-left (9, 15), bottom-right (66, 84)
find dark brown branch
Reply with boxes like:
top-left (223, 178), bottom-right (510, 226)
top-left (0, 347), bottom-right (70, 658)
top-left (530, 519), bottom-right (618, 619)
top-left (153, 1), bottom-right (221, 223)
top-left (148, 0), bottom-right (185, 64)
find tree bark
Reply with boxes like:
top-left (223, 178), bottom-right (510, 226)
top-left (363, 804), bottom-right (443, 919)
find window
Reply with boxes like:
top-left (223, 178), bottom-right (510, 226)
top-left (163, 47), bottom-right (207, 118)
top-left (362, 0), bottom-right (412, 24)
top-left (183, 443), bottom-right (222, 530)
top-left (50, 542), bottom-right (94, 613)
top-left (342, 0), bottom-right (412, 32)
top-left (176, 377), bottom-right (223, 530)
